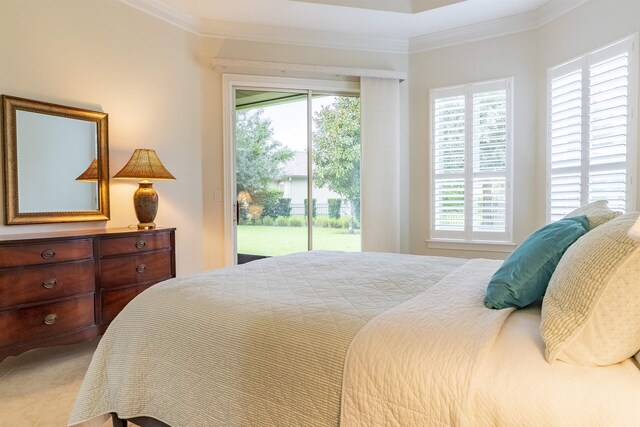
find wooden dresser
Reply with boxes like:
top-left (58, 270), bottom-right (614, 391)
top-left (0, 228), bottom-right (175, 361)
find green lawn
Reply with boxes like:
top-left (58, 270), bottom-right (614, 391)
top-left (237, 225), bottom-right (361, 256)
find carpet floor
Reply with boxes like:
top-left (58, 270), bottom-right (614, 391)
top-left (0, 339), bottom-right (111, 427)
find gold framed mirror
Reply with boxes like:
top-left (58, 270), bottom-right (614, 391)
top-left (1, 95), bottom-right (110, 224)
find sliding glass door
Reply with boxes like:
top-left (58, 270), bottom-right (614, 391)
top-left (234, 89), bottom-right (360, 263)
top-left (311, 94), bottom-right (361, 251)
top-left (235, 90), bottom-right (308, 262)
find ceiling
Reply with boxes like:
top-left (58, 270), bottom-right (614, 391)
top-left (120, 0), bottom-right (589, 52)
top-left (292, 0), bottom-right (467, 14)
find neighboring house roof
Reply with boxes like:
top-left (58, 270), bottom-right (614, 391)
top-left (279, 151), bottom-right (308, 179)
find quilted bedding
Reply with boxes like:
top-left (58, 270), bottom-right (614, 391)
top-left (70, 251), bottom-right (640, 427)
top-left (68, 251), bottom-right (465, 427)
top-left (341, 259), bottom-right (513, 426)
top-left (341, 259), bottom-right (640, 426)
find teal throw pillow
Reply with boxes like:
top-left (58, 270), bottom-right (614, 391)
top-left (484, 215), bottom-right (589, 310)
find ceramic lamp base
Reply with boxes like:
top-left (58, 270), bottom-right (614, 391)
top-left (133, 181), bottom-right (158, 229)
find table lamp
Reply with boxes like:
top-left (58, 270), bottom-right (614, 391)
top-left (113, 149), bottom-right (175, 229)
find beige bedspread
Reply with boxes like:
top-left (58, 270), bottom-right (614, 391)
top-left (341, 259), bottom-right (640, 426)
top-left (341, 259), bottom-right (511, 426)
top-left (68, 251), bottom-right (465, 427)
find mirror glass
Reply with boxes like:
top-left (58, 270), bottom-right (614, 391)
top-left (16, 111), bottom-right (98, 212)
top-left (2, 95), bottom-right (110, 224)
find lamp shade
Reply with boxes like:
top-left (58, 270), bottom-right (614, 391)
top-left (113, 149), bottom-right (175, 180)
top-left (629, 215), bottom-right (640, 241)
top-left (75, 158), bottom-right (98, 181)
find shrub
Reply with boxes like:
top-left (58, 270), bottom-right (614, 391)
top-left (340, 217), bottom-right (350, 229)
top-left (262, 216), bottom-right (274, 226)
top-left (314, 217), bottom-right (329, 228)
top-left (276, 216), bottom-right (289, 227)
top-left (254, 189), bottom-right (284, 219)
top-left (328, 199), bottom-right (341, 219)
top-left (289, 217), bottom-right (304, 227)
top-left (248, 204), bottom-right (264, 221)
top-left (277, 198), bottom-right (292, 217)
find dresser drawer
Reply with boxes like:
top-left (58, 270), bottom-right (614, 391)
top-left (101, 284), bottom-right (153, 323)
top-left (100, 250), bottom-right (172, 289)
top-left (100, 232), bottom-right (171, 257)
top-left (0, 260), bottom-right (95, 309)
top-left (0, 294), bottom-right (94, 347)
top-left (0, 239), bottom-right (93, 268)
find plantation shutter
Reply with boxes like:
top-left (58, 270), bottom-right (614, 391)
top-left (471, 80), bottom-right (510, 242)
top-left (548, 61), bottom-right (583, 222)
top-left (588, 44), bottom-right (630, 212)
top-left (547, 36), bottom-right (636, 222)
top-left (431, 79), bottom-right (512, 242)
top-left (432, 86), bottom-right (466, 240)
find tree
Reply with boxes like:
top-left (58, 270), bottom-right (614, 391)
top-left (235, 109), bottom-right (293, 199)
top-left (313, 97), bottom-right (360, 233)
top-left (253, 189), bottom-right (283, 219)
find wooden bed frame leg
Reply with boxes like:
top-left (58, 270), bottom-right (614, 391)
top-left (111, 414), bottom-right (127, 427)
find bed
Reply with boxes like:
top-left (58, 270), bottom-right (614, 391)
top-left (68, 250), bottom-right (640, 427)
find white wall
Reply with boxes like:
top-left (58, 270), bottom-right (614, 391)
top-left (408, 31), bottom-right (539, 259)
top-left (0, 0), bottom-right (204, 275)
top-left (409, 0), bottom-right (640, 260)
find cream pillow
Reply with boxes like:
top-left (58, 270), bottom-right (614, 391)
top-left (541, 212), bottom-right (640, 366)
top-left (564, 200), bottom-right (621, 230)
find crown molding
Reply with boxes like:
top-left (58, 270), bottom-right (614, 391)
top-left (200, 20), bottom-right (409, 54)
top-left (409, 0), bottom-right (589, 53)
top-left (118, 0), bottom-right (590, 55)
top-left (535, 0), bottom-right (589, 27)
top-left (408, 10), bottom-right (539, 53)
top-left (291, 0), bottom-right (464, 14)
top-left (117, 0), bottom-right (199, 34)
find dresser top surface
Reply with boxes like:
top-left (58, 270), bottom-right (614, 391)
top-left (0, 227), bottom-right (175, 244)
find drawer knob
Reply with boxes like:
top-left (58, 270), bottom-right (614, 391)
top-left (41, 248), bottom-right (56, 259)
top-left (136, 264), bottom-right (147, 274)
top-left (44, 314), bottom-right (59, 325)
top-left (135, 240), bottom-right (146, 249)
top-left (42, 278), bottom-right (57, 289)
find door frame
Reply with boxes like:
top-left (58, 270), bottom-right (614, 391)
top-left (222, 74), bottom-right (359, 266)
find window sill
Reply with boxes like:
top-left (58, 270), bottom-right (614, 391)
top-left (426, 239), bottom-right (517, 253)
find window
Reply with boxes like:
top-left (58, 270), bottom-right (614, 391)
top-left (430, 78), bottom-right (513, 243)
top-left (547, 36), bottom-right (638, 222)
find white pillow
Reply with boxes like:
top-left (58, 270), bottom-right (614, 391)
top-left (564, 200), bottom-right (621, 230)
top-left (541, 213), bottom-right (640, 366)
